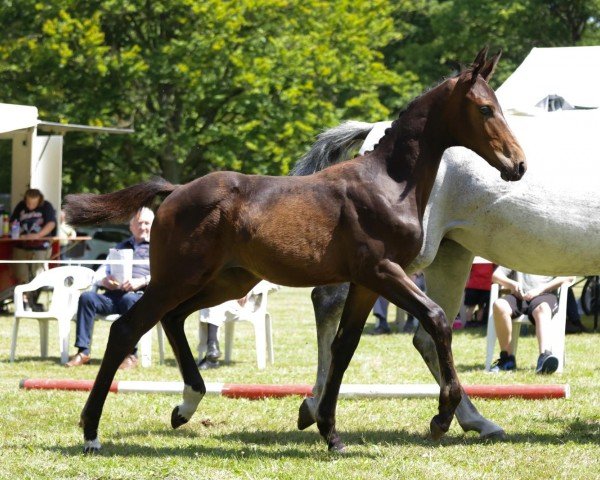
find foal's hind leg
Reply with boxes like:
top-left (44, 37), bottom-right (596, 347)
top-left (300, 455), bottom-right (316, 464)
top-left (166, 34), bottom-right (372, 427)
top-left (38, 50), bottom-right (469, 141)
top-left (314, 283), bottom-right (377, 452)
top-left (364, 260), bottom-right (462, 440)
top-left (162, 270), bottom-right (260, 429)
top-left (159, 311), bottom-right (207, 429)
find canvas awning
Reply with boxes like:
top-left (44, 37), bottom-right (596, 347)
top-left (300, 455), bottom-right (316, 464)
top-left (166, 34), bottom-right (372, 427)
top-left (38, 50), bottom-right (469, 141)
top-left (496, 46), bottom-right (600, 116)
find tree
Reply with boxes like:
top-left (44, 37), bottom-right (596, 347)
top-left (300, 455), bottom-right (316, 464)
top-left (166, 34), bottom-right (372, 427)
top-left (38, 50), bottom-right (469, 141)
top-left (1, 0), bottom-right (415, 193)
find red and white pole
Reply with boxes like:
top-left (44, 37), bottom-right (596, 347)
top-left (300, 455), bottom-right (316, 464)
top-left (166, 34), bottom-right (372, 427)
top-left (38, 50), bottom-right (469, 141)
top-left (19, 379), bottom-right (570, 400)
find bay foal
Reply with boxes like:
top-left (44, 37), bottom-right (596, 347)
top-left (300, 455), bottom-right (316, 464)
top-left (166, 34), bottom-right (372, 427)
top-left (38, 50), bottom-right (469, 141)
top-left (65, 48), bottom-right (525, 453)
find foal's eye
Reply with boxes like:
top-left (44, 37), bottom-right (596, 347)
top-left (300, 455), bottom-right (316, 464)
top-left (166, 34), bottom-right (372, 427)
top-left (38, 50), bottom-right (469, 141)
top-left (479, 105), bottom-right (493, 117)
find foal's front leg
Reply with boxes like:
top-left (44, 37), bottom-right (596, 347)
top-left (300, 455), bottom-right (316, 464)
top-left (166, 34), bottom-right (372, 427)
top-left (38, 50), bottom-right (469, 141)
top-left (315, 283), bottom-right (377, 452)
top-left (370, 260), bottom-right (462, 440)
top-left (80, 292), bottom-right (167, 454)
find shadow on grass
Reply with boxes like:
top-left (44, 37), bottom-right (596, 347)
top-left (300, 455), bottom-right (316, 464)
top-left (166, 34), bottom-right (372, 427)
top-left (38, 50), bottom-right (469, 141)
top-left (46, 417), bottom-right (600, 459)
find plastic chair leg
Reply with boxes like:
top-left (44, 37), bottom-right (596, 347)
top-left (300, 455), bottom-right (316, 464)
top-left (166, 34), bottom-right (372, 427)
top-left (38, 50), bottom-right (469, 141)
top-left (39, 319), bottom-right (49, 358)
top-left (198, 321), bottom-right (209, 363)
top-left (10, 318), bottom-right (20, 362)
top-left (139, 330), bottom-right (152, 367)
top-left (57, 316), bottom-right (71, 364)
top-left (157, 323), bottom-right (165, 365)
top-left (224, 321), bottom-right (235, 364)
top-left (253, 317), bottom-right (267, 370)
top-left (265, 313), bottom-right (274, 365)
top-left (484, 284), bottom-right (499, 371)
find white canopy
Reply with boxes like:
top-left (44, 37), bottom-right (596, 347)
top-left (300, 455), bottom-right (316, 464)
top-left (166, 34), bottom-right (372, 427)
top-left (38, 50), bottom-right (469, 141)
top-left (496, 46), bottom-right (600, 115)
top-left (496, 47), bottom-right (600, 181)
top-left (0, 103), bottom-right (38, 136)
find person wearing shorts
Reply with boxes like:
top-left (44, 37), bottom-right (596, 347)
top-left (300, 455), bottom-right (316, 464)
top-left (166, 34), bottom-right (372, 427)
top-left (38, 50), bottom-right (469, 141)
top-left (490, 266), bottom-right (574, 374)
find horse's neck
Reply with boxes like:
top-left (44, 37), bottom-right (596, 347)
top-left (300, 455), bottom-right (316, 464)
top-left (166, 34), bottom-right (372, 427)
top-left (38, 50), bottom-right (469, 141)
top-left (373, 94), bottom-right (451, 216)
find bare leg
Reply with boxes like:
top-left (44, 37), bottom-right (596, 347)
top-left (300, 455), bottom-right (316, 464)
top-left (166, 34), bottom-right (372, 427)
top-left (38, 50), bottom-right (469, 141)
top-left (421, 239), bottom-right (505, 439)
top-left (532, 302), bottom-right (552, 353)
top-left (493, 299), bottom-right (514, 353)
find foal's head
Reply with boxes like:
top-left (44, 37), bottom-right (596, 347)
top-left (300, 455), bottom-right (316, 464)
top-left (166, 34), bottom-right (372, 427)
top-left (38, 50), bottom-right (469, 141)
top-left (443, 48), bottom-right (526, 181)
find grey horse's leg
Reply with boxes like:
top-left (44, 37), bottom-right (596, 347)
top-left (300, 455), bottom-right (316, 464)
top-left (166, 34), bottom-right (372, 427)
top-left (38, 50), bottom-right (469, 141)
top-left (298, 283), bottom-right (348, 430)
top-left (419, 239), bottom-right (505, 439)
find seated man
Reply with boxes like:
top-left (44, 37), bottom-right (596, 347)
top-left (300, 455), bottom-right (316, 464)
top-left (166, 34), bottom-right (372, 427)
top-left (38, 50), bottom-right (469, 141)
top-left (66, 207), bottom-right (154, 369)
top-left (490, 265), bottom-right (573, 374)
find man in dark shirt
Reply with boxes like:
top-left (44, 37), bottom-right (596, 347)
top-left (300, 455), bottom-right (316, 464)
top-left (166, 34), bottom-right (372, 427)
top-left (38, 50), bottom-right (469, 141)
top-left (66, 207), bottom-right (153, 369)
top-left (10, 188), bottom-right (57, 285)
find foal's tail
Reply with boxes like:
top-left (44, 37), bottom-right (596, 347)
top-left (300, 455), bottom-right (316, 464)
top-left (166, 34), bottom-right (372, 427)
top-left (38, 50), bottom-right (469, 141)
top-left (64, 177), bottom-right (178, 226)
top-left (290, 121), bottom-right (376, 176)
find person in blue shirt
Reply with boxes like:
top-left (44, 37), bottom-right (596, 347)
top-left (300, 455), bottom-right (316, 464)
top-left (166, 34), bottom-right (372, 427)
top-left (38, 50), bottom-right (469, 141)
top-left (66, 207), bottom-right (153, 369)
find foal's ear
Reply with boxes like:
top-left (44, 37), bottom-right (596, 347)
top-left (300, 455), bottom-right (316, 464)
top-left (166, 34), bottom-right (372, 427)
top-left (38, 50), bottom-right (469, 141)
top-left (470, 46), bottom-right (489, 84)
top-left (479, 49), bottom-right (502, 82)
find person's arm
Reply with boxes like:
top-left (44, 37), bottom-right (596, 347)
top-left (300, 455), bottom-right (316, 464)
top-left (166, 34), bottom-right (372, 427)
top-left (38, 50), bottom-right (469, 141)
top-left (523, 276), bottom-right (575, 301)
top-left (20, 221), bottom-right (56, 239)
top-left (492, 266), bottom-right (523, 299)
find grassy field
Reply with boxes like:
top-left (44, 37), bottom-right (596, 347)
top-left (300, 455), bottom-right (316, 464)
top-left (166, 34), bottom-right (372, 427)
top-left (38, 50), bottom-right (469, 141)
top-left (0, 286), bottom-right (598, 479)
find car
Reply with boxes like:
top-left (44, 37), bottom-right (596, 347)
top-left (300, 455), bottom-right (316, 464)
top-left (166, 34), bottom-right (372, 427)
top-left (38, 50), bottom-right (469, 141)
top-left (65, 224), bottom-right (131, 269)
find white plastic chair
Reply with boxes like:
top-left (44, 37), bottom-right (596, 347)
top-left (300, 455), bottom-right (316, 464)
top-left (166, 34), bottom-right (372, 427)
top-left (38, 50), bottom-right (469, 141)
top-left (10, 266), bottom-right (96, 364)
top-left (198, 281), bottom-right (279, 369)
top-left (485, 281), bottom-right (571, 373)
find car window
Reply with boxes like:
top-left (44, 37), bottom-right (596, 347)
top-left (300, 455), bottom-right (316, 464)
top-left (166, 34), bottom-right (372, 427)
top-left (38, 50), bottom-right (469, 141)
top-left (93, 230), bottom-right (130, 243)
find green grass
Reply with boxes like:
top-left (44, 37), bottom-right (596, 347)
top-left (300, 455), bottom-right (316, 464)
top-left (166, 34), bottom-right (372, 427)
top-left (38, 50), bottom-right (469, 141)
top-left (1, 286), bottom-right (599, 479)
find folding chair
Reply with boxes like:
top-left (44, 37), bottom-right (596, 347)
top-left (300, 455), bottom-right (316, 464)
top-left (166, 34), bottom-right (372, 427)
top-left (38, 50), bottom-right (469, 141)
top-left (10, 266), bottom-right (96, 364)
top-left (485, 281), bottom-right (571, 373)
top-left (198, 281), bottom-right (279, 369)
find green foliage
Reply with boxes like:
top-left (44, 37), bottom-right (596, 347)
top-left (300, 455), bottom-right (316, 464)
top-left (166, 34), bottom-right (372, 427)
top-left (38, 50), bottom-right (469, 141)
top-left (1, 0), bottom-right (599, 193)
top-left (1, 0), bottom-right (406, 191)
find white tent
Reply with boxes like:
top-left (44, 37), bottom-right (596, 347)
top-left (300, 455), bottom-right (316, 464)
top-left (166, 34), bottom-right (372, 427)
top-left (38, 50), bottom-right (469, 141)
top-left (0, 102), bottom-right (132, 213)
top-left (494, 46), bottom-right (600, 182)
top-left (496, 46), bottom-right (600, 115)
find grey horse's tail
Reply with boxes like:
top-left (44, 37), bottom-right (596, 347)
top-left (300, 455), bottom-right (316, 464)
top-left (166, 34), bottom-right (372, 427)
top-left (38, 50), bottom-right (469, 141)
top-left (290, 121), bottom-right (376, 176)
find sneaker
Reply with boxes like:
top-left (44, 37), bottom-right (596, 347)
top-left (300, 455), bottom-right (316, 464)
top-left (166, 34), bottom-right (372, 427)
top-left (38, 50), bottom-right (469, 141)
top-left (490, 351), bottom-right (516, 373)
top-left (536, 350), bottom-right (558, 374)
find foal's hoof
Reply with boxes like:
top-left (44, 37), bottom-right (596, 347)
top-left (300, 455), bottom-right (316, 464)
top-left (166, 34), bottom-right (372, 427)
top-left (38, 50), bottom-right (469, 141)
top-left (429, 416), bottom-right (447, 441)
top-left (171, 406), bottom-right (189, 429)
top-left (83, 438), bottom-right (101, 455)
top-left (297, 398), bottom-right (316, 430)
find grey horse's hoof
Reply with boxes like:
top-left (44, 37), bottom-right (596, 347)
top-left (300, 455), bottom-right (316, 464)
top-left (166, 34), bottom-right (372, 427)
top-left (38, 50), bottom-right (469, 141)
top-left (297, 398), bottom-right (316, 430)
top-left (171, 406), bottom-right (189, 429)
top-left (480, 428), bottom-right (507, 441)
